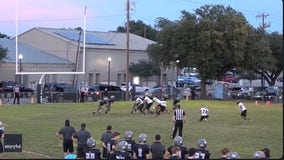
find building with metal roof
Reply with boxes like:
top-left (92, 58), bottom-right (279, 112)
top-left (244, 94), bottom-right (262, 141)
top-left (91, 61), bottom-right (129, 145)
top-left (0, 38), bottom-right (74, 88)
top-left (1, 27), bottom-right (157, 89)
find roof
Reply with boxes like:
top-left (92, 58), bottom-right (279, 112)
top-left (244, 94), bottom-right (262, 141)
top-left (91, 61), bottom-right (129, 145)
top-left (36, 27), bottom-right (156, 50)
top-left (0, 38), bottom-right (72, 64)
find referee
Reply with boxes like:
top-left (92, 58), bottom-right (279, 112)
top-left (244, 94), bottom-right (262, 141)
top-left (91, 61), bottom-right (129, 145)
top-left (172, 104), bottom-right (186, 138)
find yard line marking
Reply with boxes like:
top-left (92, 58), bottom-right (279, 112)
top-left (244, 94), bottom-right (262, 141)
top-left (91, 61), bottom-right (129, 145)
top-left (23, 150), bottom-right (59, 159)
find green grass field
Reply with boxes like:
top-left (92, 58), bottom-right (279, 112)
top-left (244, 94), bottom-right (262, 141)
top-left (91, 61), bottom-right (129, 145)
top-left (0, 100), bottom-right (282, 159)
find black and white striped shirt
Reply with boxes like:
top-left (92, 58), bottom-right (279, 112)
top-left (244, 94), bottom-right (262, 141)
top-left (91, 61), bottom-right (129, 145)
top-left (174, 108), bottom-right (185, 120)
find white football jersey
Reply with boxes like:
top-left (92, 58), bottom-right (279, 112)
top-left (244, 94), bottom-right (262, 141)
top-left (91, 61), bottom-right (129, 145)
top-left (238, 102), bottom-right (247, 111)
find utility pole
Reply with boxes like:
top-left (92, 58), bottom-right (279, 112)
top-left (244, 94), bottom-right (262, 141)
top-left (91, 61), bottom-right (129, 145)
top-left (126, 0), bottom-right (130, 101)
top-left (256, 13), bottom-right (270, 88)
top-left (256, 13), bottom-right (270, 30)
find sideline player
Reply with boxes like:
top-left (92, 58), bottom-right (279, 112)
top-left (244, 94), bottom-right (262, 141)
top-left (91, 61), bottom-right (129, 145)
top-left (236, 100), bottom-right (252, 122)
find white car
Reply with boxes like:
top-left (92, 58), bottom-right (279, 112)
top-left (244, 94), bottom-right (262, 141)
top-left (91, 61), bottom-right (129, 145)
top-left (120, 83), bottom-right (149, 93)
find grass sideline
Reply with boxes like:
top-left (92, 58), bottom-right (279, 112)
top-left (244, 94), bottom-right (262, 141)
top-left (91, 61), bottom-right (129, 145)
top-left (0, 100), bottom-right (282, 159)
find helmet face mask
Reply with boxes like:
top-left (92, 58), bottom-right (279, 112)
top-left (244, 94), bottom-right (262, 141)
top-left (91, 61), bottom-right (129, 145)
top-left (174, 136), bottom-right (183, 146)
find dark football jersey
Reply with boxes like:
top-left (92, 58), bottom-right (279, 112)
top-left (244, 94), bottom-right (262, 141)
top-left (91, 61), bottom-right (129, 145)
top-left (194, 148), bottom-right (210, 159)
top-left (133, 143), bottom-right (150, 160)
top-left (115, 151), bottom-right (133, 160)
top-left (124, 139), bottom-right (136, 156)
top-left (106, 139), bottom-right (117, 154)
top-left (83, 148), bottom-right (101, 159)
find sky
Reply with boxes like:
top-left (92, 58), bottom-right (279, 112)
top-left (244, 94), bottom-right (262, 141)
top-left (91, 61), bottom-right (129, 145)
top-left (0, 0), bottom-right (282, 37)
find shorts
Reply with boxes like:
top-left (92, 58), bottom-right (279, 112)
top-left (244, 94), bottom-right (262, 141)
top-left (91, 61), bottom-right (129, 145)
top-left (241, 110), bottom-right (247, 117)
top-left (63, 139), bottom-right (74, 153)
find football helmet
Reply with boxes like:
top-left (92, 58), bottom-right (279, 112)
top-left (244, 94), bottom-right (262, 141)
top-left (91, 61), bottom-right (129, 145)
top-left (125, 130), bottom-right (133, 139)
top-left (253, 151), bottom-right (266, 159)
top-left (236, 100), bottom-right (241, 105)
top-left (138, 133), bottom-right (147, 142)
top-left (87, 137), bottom-right (96, 148)
top-left (119, 140), bottom-right (128, 150)
top-left (227, 152), bottom-right (240, 159)
top-left (173, 136), bottom-right (183, 146)
top-left (197, 139), bottom-right (207, 149)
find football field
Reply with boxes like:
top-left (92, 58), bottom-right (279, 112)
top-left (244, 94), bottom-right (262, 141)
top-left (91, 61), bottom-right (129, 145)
top-left (0, 100), bottom-right (282, 159)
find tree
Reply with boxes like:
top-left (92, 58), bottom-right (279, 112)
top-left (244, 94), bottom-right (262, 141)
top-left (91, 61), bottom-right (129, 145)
top-left (259, 32), bottom-right (283, 86)
top-left (0, 45), bottom-right (8, 65)
top-left (128, 59), bottom-right (160, 85)
top-left (0, 33), bottom-right (10, 39)
top-left (116, 20), bottom-right (158, 41)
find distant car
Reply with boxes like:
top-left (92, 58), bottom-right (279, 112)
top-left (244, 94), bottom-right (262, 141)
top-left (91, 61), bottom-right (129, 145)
top-left (44, 82), bottom-right (78, 103)
top-left (148, 85), bottom-right (182, 100)
top-left (88, 84), bottom-right (125, 101)
top-left (223, 74), bottom-right (238, 83)
top-left (183, 76), bottom-right (201, 85)
top-left (120, 83), bottom-right (149, 93)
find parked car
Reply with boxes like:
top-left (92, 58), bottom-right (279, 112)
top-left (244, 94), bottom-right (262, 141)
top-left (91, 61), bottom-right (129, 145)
top-left (120, 83), bottom-right (149, 93)
top-left (43, 82), bottom-right (78, 103)
top-left (223, 74), bottom-right (238, 83)
top-left (0, 81), bottom-right (34, 93)
top-left (88, 84), bottom-right (125, 101)
top-left (148, 85), bottom-right (182, 100)
top-left (181, 76), bottom-right (201, 85)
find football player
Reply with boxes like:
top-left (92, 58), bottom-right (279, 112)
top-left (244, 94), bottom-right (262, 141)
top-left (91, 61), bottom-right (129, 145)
top-left (194, 139), bottom-right (211, 159)
top-left (152, 97), bottom-right (168, 117)
top-left (133, 133), bottom-right (150, 160)
top-left (83, 137), bottom-right (101, 159)
top-left (236, 100), bottom-right (252, 122)
top-left (172, 97), bottom-right (180, 110)
top-left (199, 105), bottom-right (209, 122)
top-left (130, 96), bottom-right (146, 115)
top-left (115, 141), bottom-right (133, 159)
top-left (123, 130), bottom-right (136, 157)
top-left (164, 136), bottom-right (187, 159)
top-left (143, 95), bottom-right (154, 114)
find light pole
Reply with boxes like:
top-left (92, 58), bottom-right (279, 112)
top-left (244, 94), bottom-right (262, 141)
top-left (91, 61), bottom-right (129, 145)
top-left (107, 57), bottom-right (112, 85)
top-left (18, 54), bottom-right (23, 84)
top-left (176, 60), bottom-right (180, 87)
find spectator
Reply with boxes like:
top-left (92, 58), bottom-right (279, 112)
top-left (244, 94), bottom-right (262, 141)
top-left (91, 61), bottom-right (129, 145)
top-left (56, 119), bottom-right (76, 157)
top-left (83, 137), bottom-right (101, 159)
top-left (13, 83), bottom-right (20, 104)
top-left (72, 123), bottom-right (92, 159)
top-left (133, 133), bottom-right (150, 160)
top-left (150, 134), bottom-right (165, 160)
top-left (172, 104), bottom-right (186, 138)
top-left (100, 124), bottom-right (113, 159)
top-left (106, 131), bottom-right (120, 160)
top-left (79, 82), bottom-right (86, 103)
